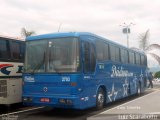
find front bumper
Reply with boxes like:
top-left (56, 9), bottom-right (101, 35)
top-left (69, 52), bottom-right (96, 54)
top-left (22, 94), bottom-right (83, 109)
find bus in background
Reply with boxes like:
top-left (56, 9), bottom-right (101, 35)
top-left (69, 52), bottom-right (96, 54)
top-left (0, 36), bottom-right (24, 105)
top-left (23, 32), bottom-right (147, 110)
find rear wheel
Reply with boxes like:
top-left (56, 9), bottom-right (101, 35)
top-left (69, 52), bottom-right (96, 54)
top-left (96, 88), bottom-right (105, 110)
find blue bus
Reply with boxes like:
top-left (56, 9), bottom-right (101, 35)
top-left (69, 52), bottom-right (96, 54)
top-left (23, 32), bottom-right (147, 110)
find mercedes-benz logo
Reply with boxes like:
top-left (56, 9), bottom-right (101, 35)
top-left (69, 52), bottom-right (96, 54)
top-left (43, 87), bottom-right (48, 92)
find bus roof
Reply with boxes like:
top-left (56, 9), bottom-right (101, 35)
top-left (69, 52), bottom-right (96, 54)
top-left (26, 32), bottom-right (93, 41)
top-left (0, 35), bottom-right (24, 41)
top-left (26, 32), bottom-right (145, 55)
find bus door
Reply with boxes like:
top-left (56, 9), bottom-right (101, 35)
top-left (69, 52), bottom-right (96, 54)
top-left (81, 37), bottom-right (96, 105)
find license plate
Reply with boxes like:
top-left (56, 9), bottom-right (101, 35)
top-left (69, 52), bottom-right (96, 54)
top-left (40, 98), bottom-right (50, 102)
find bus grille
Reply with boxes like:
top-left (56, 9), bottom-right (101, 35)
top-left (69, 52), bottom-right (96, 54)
top-left (0, 80), bottom-right (7, 98)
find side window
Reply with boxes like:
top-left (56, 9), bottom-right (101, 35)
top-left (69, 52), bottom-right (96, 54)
top-left (135, 53), bottom-right (140, 65)
top-left (140, 55), bottom-right (144, 66)
top-left (124, 50), bottom-right (129, 63)
top-left (83, 41), bottom-right (96, 73)
top-left (121, 49), bottom-right (129, 63)
top-left (120, 49), bottom-right (125, 63)
top-left (115, 47), bottom-right (120, 62)
top-left (144, 55), bottom-right (147, 66)
top-left (90, 43), bottom-right (96, 72)
top-left (141, 55), bottom-right (147, 66)
top-left (96, 40), bottom-right (109, 61)
top-left (110, 45), bottom-right (116, 61)
top-left (11, 41), bottom-right (21, 60)
top-left (20, 42), bottom-right (25, 62)
top-left (103, 43), bottom-right (109, 60)
top-left (109, 45), bottom-right (120, 62)
top-left (0, 40), bottom-right (10, 59)
top-left (129, 51), bottom-right (135, 64)
top-left (96, 41), bottom-right (104, 60)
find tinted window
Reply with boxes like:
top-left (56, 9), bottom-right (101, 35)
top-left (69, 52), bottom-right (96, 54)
top-left (135, 53), bottom-right (140, 65)
top-left (120, 49), bottom-right (129, 63)
top-left (115, 47), bottom-right (120, 62)
top-left (144, 56), bottom-right (147, 66)
top-left (83, 41), bottom-right (96, 73)
top-left (141, 55), bottom-right (147, 66)
top-left (96, 41), bottom-right (109, 61)
top-left (103, 43), bottom-right (109, 60)
top-left (96, 41), bottom-right (104, 60)
top-left (20, 42), bottom-right (25, 61)
top-left (25, 37), bottom-right (79, 73)
top-left (110, 45), bottom-right (120, 62)
top-left (11, 41), bottom-right (21, 60)
top-left (25, 40), bottom-right (47, 73)
top-left (110, 45), bottom-right (116, 61)
top-left (0, 40), bottom-right (10, 59)
top-left (84, 41), bottom-right (90, 73)
top-left (129, 51), bottom-right (135, 64)
top-left (120, 49), bottom-right (124, 63)
top-left (90, 43), bottom-right (96, 72)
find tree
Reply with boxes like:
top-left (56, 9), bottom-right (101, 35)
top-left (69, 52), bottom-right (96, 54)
top-left (139, 29), bottom-right (150, 51)
top-left (21, 28), bottom-right (35, 38)
top-left (136, 29), bottom-right (160, 65)
top-left (154, 71), bottom-right (160, 78)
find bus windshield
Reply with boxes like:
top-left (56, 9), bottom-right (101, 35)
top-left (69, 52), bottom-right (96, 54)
top-left (24, 37), bottom-right (80, 73)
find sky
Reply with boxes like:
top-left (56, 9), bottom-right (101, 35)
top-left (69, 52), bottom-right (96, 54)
top-left (0, 0), bottom-right (160, 67)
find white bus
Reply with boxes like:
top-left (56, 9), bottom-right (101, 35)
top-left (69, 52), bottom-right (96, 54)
top-left (0, 36), bottom-right (24, 105)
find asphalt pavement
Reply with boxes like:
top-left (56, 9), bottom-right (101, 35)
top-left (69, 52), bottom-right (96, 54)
top-left (88, 82), bottom-right (160, 120)
top-left (0, 82), bottom-right (159, 120)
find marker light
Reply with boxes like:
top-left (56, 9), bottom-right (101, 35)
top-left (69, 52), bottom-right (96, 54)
top-left (71, 82), bottom-right (77, 86)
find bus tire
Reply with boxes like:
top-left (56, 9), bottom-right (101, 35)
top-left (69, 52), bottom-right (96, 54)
top-left (137, 82), bottom-right (141, 96)
top-left (96, 87), bottom-right (105, 110)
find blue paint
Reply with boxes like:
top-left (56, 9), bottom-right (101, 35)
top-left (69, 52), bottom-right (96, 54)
top-left (23, 32), bottom-right (147, 109)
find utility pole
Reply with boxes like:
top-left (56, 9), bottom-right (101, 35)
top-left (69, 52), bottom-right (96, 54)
top-left (120, 22), bottom-right (135, 48)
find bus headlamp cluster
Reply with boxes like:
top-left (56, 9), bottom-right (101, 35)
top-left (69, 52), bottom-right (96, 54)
top-left (59, 99), bottom-right (73, 105)
top-left (23, 97), bottom-right (33, 102)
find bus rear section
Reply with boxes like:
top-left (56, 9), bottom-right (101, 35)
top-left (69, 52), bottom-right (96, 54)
top-left (0, 36), bottom-right (24, 105)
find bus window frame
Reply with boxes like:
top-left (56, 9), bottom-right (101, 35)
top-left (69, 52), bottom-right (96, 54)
top-left (24, 37), bottom-right (81, 74)
top-left (0, 38), bottom-right (24, 63)
top-left (81, 36), bottom-right (96, 74)
top-left (0, 39), bottom-right (10, 61)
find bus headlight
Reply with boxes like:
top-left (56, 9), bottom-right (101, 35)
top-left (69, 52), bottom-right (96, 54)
top-left (59, 99), bottom-right (73, 105)
top-left (28, 97), bottom-right (33, 102)
top-left (59, 99), bottom-right (66, 104)
top-left (23, 97), bottom-right (32, 102)
top-left (23, 97), bottom-right (28, 102)
top-left (66, 99), bottom-right (73, 105)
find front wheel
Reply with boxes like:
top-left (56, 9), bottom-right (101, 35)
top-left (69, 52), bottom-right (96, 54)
top-left (96, 88), bottom-right (105, 110)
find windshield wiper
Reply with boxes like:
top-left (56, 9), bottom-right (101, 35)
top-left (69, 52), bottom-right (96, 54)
top-left (49, 49), bottom-right (61, 74)
top-left (31, 52), bottom-right (45, 74)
